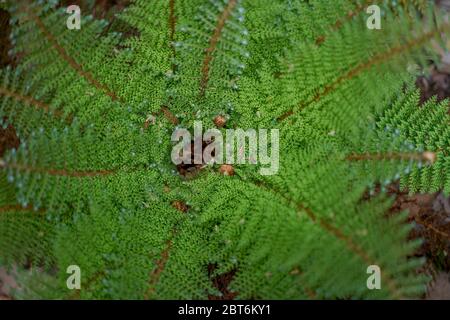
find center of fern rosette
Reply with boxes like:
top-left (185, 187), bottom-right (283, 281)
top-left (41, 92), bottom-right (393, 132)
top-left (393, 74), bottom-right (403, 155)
top-left (171, 121), bottom-right (279, 176)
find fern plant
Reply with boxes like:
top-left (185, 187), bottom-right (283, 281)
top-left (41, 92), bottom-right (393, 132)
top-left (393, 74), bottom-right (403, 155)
top-left (0, 0), bottom-right (449, 299)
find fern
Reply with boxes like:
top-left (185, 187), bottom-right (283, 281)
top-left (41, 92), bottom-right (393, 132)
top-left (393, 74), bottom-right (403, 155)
top-left (0, 0), bottom-right (448, 299)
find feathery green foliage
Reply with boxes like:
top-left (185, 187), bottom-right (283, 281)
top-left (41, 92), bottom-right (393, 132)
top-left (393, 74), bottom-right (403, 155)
top-left (0, 0), bottom-right (448, 299)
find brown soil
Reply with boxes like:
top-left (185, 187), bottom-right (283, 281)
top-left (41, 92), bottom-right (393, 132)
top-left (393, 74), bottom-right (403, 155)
top-left (416, 66), bottom-right (450, 105)
top-left (176, 139), bottom-right (213, 178)
top-left (207, 264), bottom-right (238, 300)
top-left (0, 122), bottom-right (20, 158)
top-left (0, 9), bottom-right (13, 68)
top-left (387, 185), bottom-right (450, 271)
top-left (387, 183), bottom-right (450, 299)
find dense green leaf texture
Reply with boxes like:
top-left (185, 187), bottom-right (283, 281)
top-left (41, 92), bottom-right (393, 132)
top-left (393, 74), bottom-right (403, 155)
top-left (0, 0), bottom-right (447, 299)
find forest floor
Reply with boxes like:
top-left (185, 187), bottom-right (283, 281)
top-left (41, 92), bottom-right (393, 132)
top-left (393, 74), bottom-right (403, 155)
top-left (0, 1), bottom-right (450, 299)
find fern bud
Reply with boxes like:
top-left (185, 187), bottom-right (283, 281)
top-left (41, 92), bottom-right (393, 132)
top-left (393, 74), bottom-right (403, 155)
top-left (213, 115), bottom-right (227, 128)
top-left (219, 164), bottom-right (234, 176)
top-left (171, 200), bottom-right (189, 213)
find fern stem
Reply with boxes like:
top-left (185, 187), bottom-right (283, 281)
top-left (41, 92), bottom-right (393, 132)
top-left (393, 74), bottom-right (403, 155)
top-left (144, 237), bottom-right (173, 299)
top-left (0, 86), bottom-right (55, 115)
top-left (143, 0), bottom-right (179, 130)
top-left (169, 0), bottom-right (177, 71)
top-left (299, 203), bottom-right (403, 299)
top-left (22, 2), bottom-right (122, 103)
top-left (160, 106), bottom-right (179, 125)
top-left (0, 204), bottom-right (45, 214)
top-left (346, 151), bottom-right (437, 163)
top-left (199, 0), bottom-right (238, 98)
top-left (315, 0), bottom-right (374, 46)
top-left (246, 176), bottom-right (404, 299)
top-left (145, 210), bottom-right (185, 299)
top-left (278, 22), bottom-right (450, 122)
top-left (0, 159), bottom-right (115, 178)
top-left (415, 217), bottom-right (450, 240)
